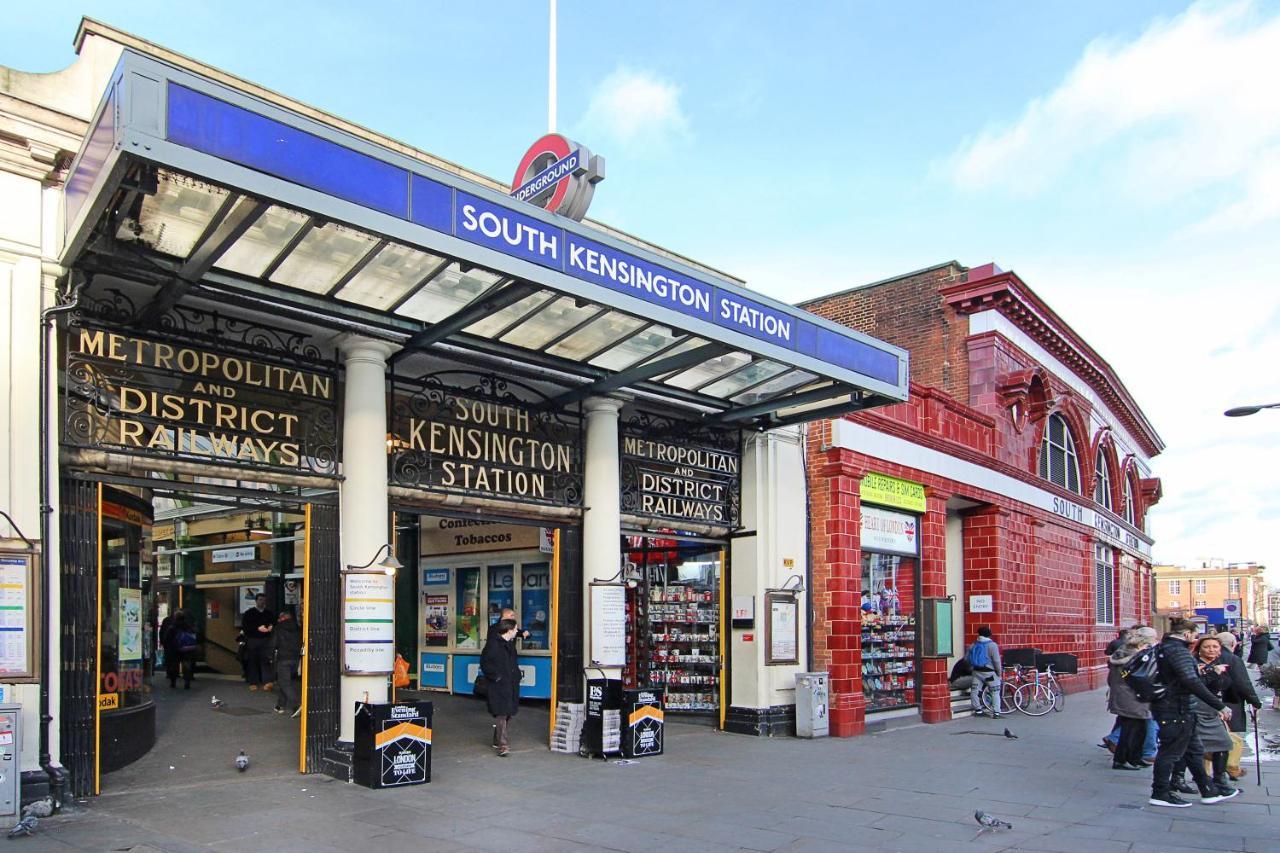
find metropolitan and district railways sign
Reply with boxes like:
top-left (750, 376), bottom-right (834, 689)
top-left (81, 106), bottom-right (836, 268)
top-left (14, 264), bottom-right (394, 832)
top-left (62, 325), bottom-right (338, 475)
top-left (621, 423), bottom-right (740, 527)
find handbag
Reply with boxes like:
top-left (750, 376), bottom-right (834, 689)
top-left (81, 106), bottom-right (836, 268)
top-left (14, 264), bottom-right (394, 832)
top-left (473, 674), bottom-right (490, 697)
top-left (178, 630), bottom-right (199, 653)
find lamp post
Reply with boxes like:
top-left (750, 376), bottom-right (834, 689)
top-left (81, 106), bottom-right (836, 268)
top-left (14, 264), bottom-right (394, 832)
top-left (1224, 402), bottom-right (1280, 417)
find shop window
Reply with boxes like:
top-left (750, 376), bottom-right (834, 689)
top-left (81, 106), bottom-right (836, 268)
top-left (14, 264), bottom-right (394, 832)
top-left (1039, 414), bottom-right (1080, 493)
top-left (520, 562), bottom-right (551, 650)
top-left (859, 505), bottom-right (920, 713)
top-left (625, 536), bottom-right (722, 714)
top-left (1168, 580), bottom-right (1181, 595)
top-left (1094, 447), bottom-right (1112, 510)
top-left (1195, 579), bottom-right (1207, 594)
top-left (454, 567), bottom-right (482, 649)
top-left (486, 564), bottom-right (514, 627)
top-left (100, 491), bottom-right (154, 712)
top-left (1124, 478), bottom-right (1137, 525)
top-left (1094, 544), bottom-right (1115, 625)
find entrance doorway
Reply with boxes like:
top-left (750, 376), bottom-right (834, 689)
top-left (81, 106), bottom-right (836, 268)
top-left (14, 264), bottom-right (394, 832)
top-left (58, 478), bottom-right (340, 796)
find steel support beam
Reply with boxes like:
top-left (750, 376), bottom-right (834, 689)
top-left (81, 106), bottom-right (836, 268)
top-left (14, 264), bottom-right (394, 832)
top-left (389, 279), bottom-right (535, 362)
top-left (712, 384), bottom-right (854, 424)
top-left (550, 342), bottom-right (730, 408)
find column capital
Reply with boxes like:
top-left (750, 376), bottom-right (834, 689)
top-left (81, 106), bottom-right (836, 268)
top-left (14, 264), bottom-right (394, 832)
top-left (336, 334), bottom-right (399, 366)
top-left (583, 396), bottom-right (625, 415)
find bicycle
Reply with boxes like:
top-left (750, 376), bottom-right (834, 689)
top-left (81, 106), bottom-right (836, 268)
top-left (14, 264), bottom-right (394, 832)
top-left (1014, 664), bottom-right (1064, 716)
top-left (976, 664), bottom-right (1024, 716)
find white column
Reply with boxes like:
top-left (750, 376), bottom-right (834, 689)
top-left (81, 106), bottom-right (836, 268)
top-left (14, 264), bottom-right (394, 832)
top-left (581, 396), bottom-right (623, 672)
top-left (337, 335), bottom-right (397, 742)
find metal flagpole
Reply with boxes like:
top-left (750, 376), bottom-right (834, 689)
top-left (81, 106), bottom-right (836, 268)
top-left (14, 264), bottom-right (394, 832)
top-left (548, 0), bottom-right (557, 133)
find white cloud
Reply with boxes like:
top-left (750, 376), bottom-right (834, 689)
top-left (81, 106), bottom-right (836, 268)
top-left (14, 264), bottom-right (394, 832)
top-left (944, 0), bottom-right (1280, 230)
top-left (577, 67), bottom-right (689, 149)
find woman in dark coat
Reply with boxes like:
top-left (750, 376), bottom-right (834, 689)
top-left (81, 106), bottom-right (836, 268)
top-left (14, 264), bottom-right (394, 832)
top-left (481, 618), bottom-right (520, 757)
top-left (1106, 628), bottom-right (1154, 770)
top-left (1216, 632), bottom-right (1262, 734)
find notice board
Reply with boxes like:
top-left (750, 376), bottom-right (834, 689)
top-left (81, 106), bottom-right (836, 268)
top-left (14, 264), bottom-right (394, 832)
top-left (590, 583), bottom-right (626, 667)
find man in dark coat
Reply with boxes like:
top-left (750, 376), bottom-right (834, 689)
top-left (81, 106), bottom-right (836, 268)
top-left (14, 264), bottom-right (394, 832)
top-left (1247, 626), bottom-right (1273, 669)
top-left (481, 618), bottom-right (521, 757)
top-left (271, 611), bottom-right (303, 718)
top-left (1148, 618), bottom-right (1237, 808)
top-left (1216, 632), bottom-right (1262, 734)
top-left (241, 594), bottom-right (276, 691)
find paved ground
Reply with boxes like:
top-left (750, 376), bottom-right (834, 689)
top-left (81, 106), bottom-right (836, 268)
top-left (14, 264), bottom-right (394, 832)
top-left (22, 675), bottom-right (1280, 852)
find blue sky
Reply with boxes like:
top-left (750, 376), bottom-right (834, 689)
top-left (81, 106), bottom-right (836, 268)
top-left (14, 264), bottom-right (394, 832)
top-left (8, 1), bottom-right (1280, 583)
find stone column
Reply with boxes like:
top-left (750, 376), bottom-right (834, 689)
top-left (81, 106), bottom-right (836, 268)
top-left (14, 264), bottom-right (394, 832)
top-left (337, 335), bottom-right (397, 742)
top-left (919, 488), bottom-right (951, 724)
top-left (581, 397), bottom-right (623, 673)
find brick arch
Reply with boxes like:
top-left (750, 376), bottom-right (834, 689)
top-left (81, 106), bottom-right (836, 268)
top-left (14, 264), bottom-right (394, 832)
top-left (1030, 387), bottom-right (1089, 493)
top-left (1088, 428), bottom-right (1121, 510)
top-left (1119, 456), bottom-right (1143, 526)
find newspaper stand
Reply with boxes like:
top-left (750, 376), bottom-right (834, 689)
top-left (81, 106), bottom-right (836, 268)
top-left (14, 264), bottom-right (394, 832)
top-left (622, 688), bottom-right (665, 757)
top-left (582, 677), bottom-right (623, 758)
top-left (352, 700), bottom-right (433, 789)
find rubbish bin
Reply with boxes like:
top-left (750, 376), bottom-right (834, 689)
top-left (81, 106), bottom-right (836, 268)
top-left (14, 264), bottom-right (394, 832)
top-left (795, 672), bottom-right (829, 738)
top-left (622, 688), bottom-right (664, 757)
top-left (352, 700), bottom-right (432, 788)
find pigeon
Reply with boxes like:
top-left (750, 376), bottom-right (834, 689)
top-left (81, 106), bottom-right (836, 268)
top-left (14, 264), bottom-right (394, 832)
top-left (974, 811), bottom-right (1012, 831)
top-left (6, 815), bottom-right (37, 838)
top-left (21, 798), bottom-right (54, 819)
top-left (210, 695), bottom-right (225, 709)
top-left (1003, 728), bottom-right (1018, 739)
top-left (235, 750), bottom-right (249, 772)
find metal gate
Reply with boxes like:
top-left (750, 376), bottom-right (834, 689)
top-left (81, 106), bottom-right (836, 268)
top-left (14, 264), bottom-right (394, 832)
top-left (59, 478), bottom-right (99, 798)
top-left (300, 503), bottom-right (340, 772)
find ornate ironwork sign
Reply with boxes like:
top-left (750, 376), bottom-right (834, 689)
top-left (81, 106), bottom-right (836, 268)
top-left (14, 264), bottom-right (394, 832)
top-left (621, 413), bottom-right (740, 528)
top-left (389, 371), bottom-right (582, 507)
top-left (62, 299), bottom-right (339, 476)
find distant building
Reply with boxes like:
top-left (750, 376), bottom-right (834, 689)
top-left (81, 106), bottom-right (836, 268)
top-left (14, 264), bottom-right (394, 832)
top-left (1268, 589), bottom-right (1280, 627)
top-left (1152, 560), bottom-right (1267, 627)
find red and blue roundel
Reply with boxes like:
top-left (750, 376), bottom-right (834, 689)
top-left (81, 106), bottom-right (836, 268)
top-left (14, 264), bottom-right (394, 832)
top-left (510, 133), bottom-right (605, 222)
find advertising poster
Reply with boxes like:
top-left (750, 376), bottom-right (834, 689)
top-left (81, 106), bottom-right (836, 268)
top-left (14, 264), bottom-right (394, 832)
top-left (0, 556), bottom-right (31, 675)
top-left (118, 588), bottom-right (142, 661)
top-left (487, 565), bottom-right (513, 626)
top-left (455, 568), bottom-right (480, 649)
top-left (236, 585), bottom-right (263, 624)
top-left (423, 595), bottom-right (449, 647)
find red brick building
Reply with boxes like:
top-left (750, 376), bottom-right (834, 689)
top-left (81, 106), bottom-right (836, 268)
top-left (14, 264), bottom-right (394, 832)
top-left (800, 261), bottom-right (1164, 736)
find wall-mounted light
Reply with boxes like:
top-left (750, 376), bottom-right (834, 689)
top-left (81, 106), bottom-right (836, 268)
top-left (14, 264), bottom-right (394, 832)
top-left (348, 543), bottom-right (402, 576)
top-left (779, 574), bottom-right (806, 594)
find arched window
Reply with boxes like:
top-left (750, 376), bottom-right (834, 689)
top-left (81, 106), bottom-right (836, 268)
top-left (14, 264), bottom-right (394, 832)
top-left (1094, 447), bottom-right (1112, 511)
top-left (1039, 413), bottom-right (1080, 492)
top-left (1124, 478), bottom-right (1136, 525)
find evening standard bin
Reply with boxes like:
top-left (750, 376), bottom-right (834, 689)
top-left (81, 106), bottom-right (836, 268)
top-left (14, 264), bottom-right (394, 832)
top-left (622, 688), bottom-right (664, 757)
top-left (352, 700), bottom-right (432, 788)
top-left (795, 672), bottom-right (829, 738)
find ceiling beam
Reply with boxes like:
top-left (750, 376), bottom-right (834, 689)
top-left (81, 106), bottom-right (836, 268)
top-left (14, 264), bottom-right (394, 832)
top-left (389, 279), bottom-right (536, 362)
top-left (550, 342), bottom-right (730, 408)
top-left (712, 385), bottom-right (854, 425)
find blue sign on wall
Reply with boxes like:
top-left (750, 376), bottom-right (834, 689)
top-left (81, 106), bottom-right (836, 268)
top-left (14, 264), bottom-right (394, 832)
top-left (422, 568), bottom-right (450, 586)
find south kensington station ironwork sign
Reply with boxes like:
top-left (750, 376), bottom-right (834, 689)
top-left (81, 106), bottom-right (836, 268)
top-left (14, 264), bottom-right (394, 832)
top-left (389, 372), bottom-right (582, 507)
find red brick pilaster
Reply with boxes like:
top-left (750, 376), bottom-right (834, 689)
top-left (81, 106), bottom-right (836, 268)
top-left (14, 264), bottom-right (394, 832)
top-left (818, 450), bottom-right (865, 737)
top-left (920, 489), bottom-right (951, 723)
top-left (962, 505), bottom-right (1008, 641)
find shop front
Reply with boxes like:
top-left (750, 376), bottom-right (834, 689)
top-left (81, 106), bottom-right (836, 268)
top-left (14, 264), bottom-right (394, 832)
top-left (22, 20), bottom-right (909, 796)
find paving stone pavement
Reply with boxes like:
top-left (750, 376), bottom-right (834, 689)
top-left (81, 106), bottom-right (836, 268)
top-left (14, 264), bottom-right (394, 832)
top-left (23, 677), bottom-right (1280, 852)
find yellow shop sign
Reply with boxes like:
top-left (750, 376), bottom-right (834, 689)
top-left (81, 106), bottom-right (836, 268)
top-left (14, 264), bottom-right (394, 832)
top-left (859, 472), bottom-right (926, 514)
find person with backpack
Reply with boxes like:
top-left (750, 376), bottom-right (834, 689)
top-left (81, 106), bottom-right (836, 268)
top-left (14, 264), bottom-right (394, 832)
top-left (1107, 626), bottom-right (1156, 770)
top-left (1146, 618), bottom-right (1238, 808)
top-left (968, 626), bottom-right (1003, 717)
top-left (161, 609), bottom-right (197, 689)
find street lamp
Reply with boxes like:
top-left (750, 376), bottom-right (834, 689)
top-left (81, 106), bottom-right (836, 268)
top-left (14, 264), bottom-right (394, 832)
top-left (348, 543), bottom-right (402, 576)
top-left (1224, 402), bottom-right (1280, 417)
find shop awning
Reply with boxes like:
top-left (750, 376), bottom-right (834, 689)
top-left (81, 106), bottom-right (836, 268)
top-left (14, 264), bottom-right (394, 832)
top-left (61, 51), bottom-right (907, 427)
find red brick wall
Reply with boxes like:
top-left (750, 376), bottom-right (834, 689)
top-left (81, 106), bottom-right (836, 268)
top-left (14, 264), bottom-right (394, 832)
top-left (800, 263), bottom-right (971, 401)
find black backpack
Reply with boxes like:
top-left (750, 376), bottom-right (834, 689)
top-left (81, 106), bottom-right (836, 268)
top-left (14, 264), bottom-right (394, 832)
top-left (1121, 646), bottom-right (1167, 703)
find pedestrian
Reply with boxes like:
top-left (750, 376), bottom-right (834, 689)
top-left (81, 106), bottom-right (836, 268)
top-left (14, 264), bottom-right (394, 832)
top-left (1105, 625), bottom-right (1132, 657)
top-left (488, 607), bottom-right (531, 643)
top-left (1101, 625), bottom-right (1135, 754)
top-left (1174, 636), bottom-right (1236, 790)
top-left (967, 626), bottom-right (1003, 718)
top-left (481, 618), bottom-right (521, 757)
top-left (1246, 626), bottom-right (1272, 670)
top-left (271, 610), bottom-right (303, 718)
top-left (1107, 626), bottom-right (1155, 771)
top-left (1215, 631), bottom-right (1260, 779)
top-left (161, 609), bottom-right (196, 689)
top-left (1148, 618), bottom-right (1238, 808)
top-left (949, 656), bottom-right (974, 691)
top-left (241, 593), bottom-right (276, 692)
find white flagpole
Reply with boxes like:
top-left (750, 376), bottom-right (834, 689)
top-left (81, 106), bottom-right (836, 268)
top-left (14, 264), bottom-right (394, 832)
top-left (548, 0), bottom-right (557, 133)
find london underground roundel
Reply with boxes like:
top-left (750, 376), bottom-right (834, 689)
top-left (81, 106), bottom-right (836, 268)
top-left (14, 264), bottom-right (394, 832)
top-left (510, 133), bottom-right (605, 222)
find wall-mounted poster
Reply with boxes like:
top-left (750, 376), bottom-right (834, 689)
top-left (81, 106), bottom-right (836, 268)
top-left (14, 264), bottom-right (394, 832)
top-left (590, 583), bottom-right (626, 667)
top-left (424, 595), bottom-right (449, 647)
top-left (118, 588), bottom-right (142, 661)
top-left (766, 592), bottom-right (799, 665)
top-left (237, 585), bottom-right (264, 624)
top-left (455, 568), bottom-right (481, 649)
top-left (0, 555), bottom-right (33, 677)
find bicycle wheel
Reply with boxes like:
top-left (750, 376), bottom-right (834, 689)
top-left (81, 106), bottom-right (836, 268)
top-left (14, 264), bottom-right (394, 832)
top-left (1015, 683), bottom-right (1054, 716)
top-left (1051, 684), bottom-right (1065, 712)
